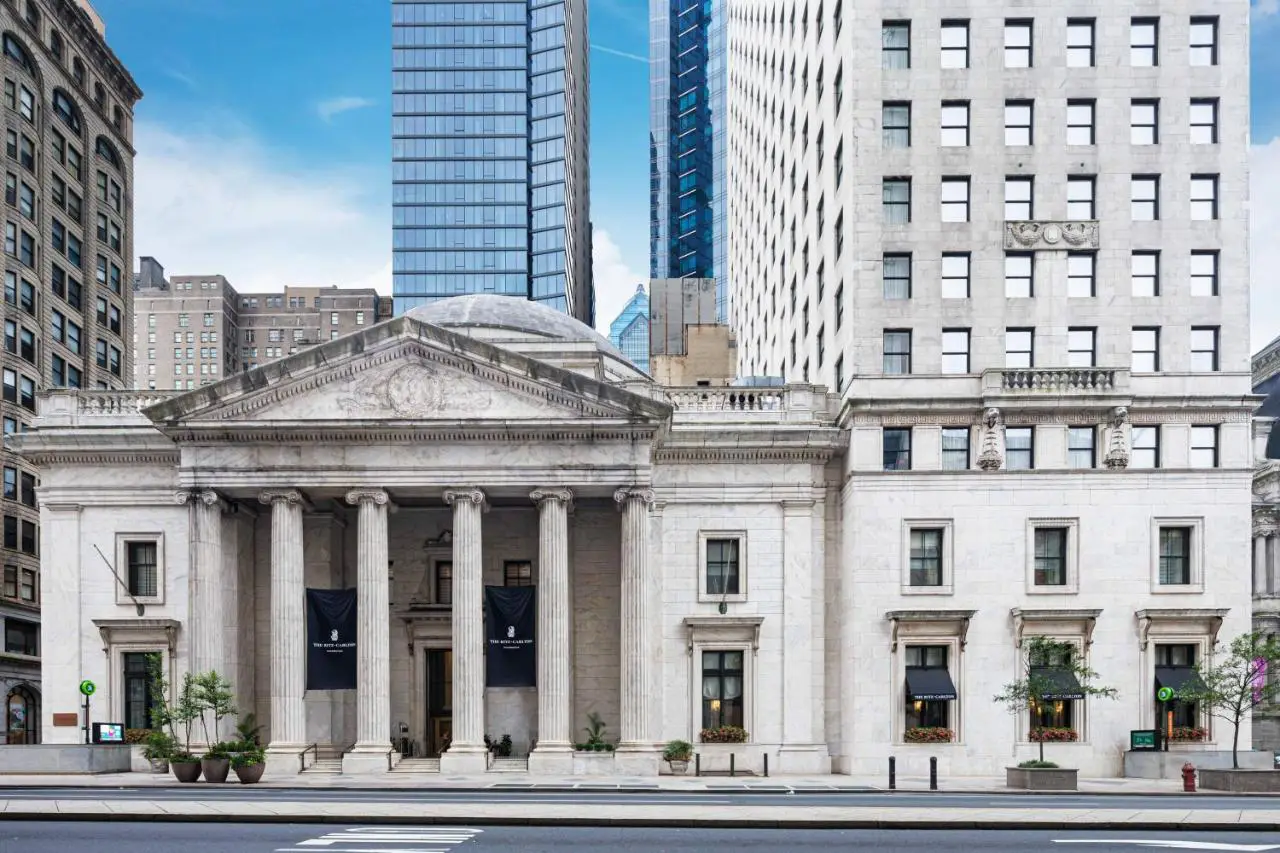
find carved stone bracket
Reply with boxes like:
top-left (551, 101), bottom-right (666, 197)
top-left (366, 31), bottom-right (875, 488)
top-left (1105, 406), bottom-right (1130, 470)
top-left (1136, 608), bottom-right (1229, 650)
top-left (886, 610), bottom-right (976, 652)
top-left (977, 407), bottom-right (1004, 471)
top-left (1004, 220), bottom-right (1100, 250)
top-left (1011, 608), bottom-right (1102, 649)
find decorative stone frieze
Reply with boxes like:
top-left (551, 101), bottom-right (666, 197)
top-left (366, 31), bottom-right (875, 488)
top-left (1004, 220), bottom-right (1100, 250)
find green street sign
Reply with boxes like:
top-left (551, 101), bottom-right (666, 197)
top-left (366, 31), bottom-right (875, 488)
top-left (79, 680), bottom-right (96, 697)
top-left (1156, 686), bottom-right (1175, 702)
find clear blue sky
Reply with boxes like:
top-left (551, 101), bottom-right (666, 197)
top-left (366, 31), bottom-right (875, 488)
top-left (90, 0), bottom-right (1280, 340)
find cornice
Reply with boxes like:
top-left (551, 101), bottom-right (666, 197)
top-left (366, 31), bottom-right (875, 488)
top-left (162, 424), bottom-right (661, 445)
top-left (654, 447), bottom-right (840, 464)
top-left (19, 451), bottom-right (179, 466)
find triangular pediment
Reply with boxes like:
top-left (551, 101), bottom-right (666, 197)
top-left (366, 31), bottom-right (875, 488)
top-left (143, 317), bottom-right (671, 428)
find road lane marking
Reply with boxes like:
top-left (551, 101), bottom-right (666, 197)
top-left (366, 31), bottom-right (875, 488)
top-left (1054, 841), bottom-right (1280, 851)
top-left (285, 826), bottom-right (482, 851)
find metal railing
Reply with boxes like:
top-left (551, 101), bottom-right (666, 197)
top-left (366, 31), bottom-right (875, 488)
top-left (300, 743), bottom-right (318, 773)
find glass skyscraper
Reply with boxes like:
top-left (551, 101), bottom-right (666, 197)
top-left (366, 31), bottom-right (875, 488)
top-left (391, 0), bottom-right (592, 324)
top-left (649, 0), bottom-right (727, 322)
top-left (608, 283), bottom-right (650, 373)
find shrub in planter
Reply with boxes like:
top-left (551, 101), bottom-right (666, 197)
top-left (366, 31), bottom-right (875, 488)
top-left (904, 727), bottom-right (954, 744)
top-left (232, 747), bottom-right (266, 784)
top-left (1029, 727), bottom-right (1079, 743)
top-left (699, 725), bottom-right (748, 744)
top-left (663, 740), bottom-right (693, 775)
top-left (201, 742), bottom-right (232, 784)
top-left (1169, 726), bottom-right (1209, 742)
top-left (142, 730), bottom-right (175, 773)
top-left (124, 728), bottom-right (153, 745)
top-left (1017, 759), bottom-right (1060, 769)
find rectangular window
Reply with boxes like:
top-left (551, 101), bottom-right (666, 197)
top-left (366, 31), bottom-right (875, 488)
top-left (1132, 327), bottom-right (1160, 372)
top-left (1190, 326), bottom-right (1219, 372)
top-left (1132, 252), bottom-right (1160, 296)
top-left (1190, 251), bottom-right (1218, 296)
top-left (1066, 176), bottom-right (1095, 220)
top-left (19, 471), bottom-right (33, 508)
top-left (1190, 175), bottom-right (1218, 221)
top-left (882, 21), bottom-right (910, 69)
top-left (701, 650), bottom-right (745, 730)
top-left (883, 330), bottom-right (911, 375)
top-left (1190, 99), bottom-right (1218, 145)
top-left (1131, 17), bottom-right (1159, 67)
top-left (1132, 426), bottom-right (1160, 469)
top-left (882, 178), bottom-right (910, 224)
top-left (1132, 176), bottom-right (1160, 221)
top-left (883, 254), bottom-right (911, 299)
top-left (503, 560), bottom-right (533, 587)
top-left (1034, 528), bottom-right (1068, 586)
top-left (1190, 426), bottom-right (1218, 469)
top-left (1131, 99), bottom-right (1159, 145)
top-left (1068, 327), bottom-right (1096, 367)
top-left (1159, 527), bottom-right (1192, 585)
top-left (1005, 100), bottom-right (1033, 146)
top-left (2, 564), bottom-right (13, 598)
top-left (941, 329), bottom-right (970, 375)
top-left (1067, 100), bottom-right (1095, 146)
top-left (1068, 428), bottom-right (1095, 469)
top-left (1005, 329), bottom-right (1034, 368)
top-left (123, 652), bottom-right (159, 731)
top-left (3, 466), bottom-right (15, 499)
top-left (882, 102), bottom-right (910, 147)
top-left (20, 519), bottom-right (35, 555)
top-left (941, 253), bottom-right (970, 299)
top-left (1189, 16), bottom-right (1218, 66)
top-left (1004, 20), bottom-right (1033, 68)
top-left (5, 619), bottom-right (36, 656)
top-left (126, 541), bottom-right (158, 598)
top-left (706, 538), bottom-right (740, 596)
top-left (1067, 253), bottom-right (1096, 298)
top-left (1005, 177), bottom-right (1034, 221)
top-left (940, 20), bottom-right (969, 68)
top-left (1067, 18), bottom-right (1095, 67)
top-left (905, 645), bottom-right (951, 728)
top-left (940, 177), bottom-right (969, 222)
top-left (908, 530), bottom-right (943, 586)
top-left (1005, 253), bottom-right (1034, 298)
top-left (941, 428), bottom-right (970, 471)
top-left (883, 427), bottom-right (911, 471)
top-left (1006, 427), bottom-right (1034, 470)
top-left (940, 101), bottom-right (969, 147)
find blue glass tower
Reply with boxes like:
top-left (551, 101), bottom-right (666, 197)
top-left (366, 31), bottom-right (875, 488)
top-left (649, 0), bottom-right (726, 321)
top-left (392, 0), bottom-right (592, 324)
top-left (608, 284), bottom-right (650, 373)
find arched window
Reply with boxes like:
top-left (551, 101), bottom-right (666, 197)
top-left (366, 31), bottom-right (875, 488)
top-left (6, 684), bottom-right (38, 745)
top-left (95, 136), bottom-right (121, 170)
top-left (52, 88), bottom-right (81, 133)
top-left (49, 30), bottom-right (62, 60)
top-left (2, 33), bottom-right (37, 78)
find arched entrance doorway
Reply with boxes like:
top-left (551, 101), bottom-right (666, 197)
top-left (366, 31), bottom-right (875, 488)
top-left (6, 684), bottom-right (38, 744)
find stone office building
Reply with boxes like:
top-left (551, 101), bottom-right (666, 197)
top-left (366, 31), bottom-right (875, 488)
top-left (17, 296), bottom-right (1252, 776)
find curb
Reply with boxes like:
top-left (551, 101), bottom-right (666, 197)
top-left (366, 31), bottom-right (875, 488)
top-left (0, 784), bottom-right (1252, 796)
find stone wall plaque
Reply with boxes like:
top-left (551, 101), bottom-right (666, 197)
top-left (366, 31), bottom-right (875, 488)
top-left (52, 712), bottom-right (78, 727)
top-left (1004, 220), bottom-right (1100, 250)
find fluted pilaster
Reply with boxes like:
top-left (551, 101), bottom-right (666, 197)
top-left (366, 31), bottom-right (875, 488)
top-left (176, 489), bottom-right (226, 681)
top-left (443, 487), bottom-right (487, 764)
top-left (346, 489), bottom-right (391, 759)
top-left (532, 488), bottom-right (573, 754)
top-left (615, 486), bottom-right (656, 748)
top-left (259, 489), bottom-right (307, 752)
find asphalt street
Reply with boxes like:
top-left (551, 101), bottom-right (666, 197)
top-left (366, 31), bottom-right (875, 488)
top-left (3, 822), bottom-right (1280, 853)
top-left (0, 785), bottom-right (1276, 811)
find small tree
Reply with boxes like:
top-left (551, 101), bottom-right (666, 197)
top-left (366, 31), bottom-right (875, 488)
top-left (170, 672), bottom-right (202, 759)
top-left (993, 635), bottom-right (1118, 765)
top-left (194, 670), bottom-right (237, 752)
top-left (1178, 631), bottom-right (1280, 769)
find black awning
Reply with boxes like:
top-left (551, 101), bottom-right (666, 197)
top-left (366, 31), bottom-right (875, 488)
top-left (1032, 667), bottom-right (1084, 701)
top-left (906, 666), bottom-right (957, 701)
top-left (1155, 665), bottom-right (1206, 697)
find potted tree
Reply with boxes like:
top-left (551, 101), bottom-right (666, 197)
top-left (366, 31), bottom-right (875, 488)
top-left (142, 730), bottom-right (175, 774)
top-left (195, 671), bottom-right (237, 784)
top-left (663, 740), bottom-right (693, 775)
top-left (1180, 631), bottom-right (1280, 792)
top-left (994, 635), bottom-right (1117, 790)
top-left (167, 673), bottom-right (204, 783)
top-left (572, 713), bottom-right (616, 774)
top-left (232, 744), bottom-right (266, 784)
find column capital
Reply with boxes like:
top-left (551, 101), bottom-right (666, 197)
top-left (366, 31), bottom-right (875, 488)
top-left (346, 488), bottom-right (391, 508)
top-left (531, 487), bottom-right (574, 511)
top-left (1256, 507), bottom-right (1279, 538)
top-left (614, 486), bottom-right (656, 509)
top-left (258, 488), bottom-right (307, 508)
top-left (444, 487), bottom-right (488, 511)
top-left (176, 489), bottom-right (228, 512)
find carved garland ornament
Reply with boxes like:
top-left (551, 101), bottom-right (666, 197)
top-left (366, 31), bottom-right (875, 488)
top-left (1004, 221), bottom-right (1100, 249)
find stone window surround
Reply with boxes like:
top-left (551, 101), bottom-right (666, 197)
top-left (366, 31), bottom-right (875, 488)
top-left (114, 532), bottom-right (165, 606)
top-left (698, 530), bottom-right (748, 604)
top-left (683, 616), bottom-right (763, 744)
top-left (92, 618), bottom-right (180, 727)
top-left (1150, 517), bottom-right (1205, 594)
top-left (1136, 608), bottom-right (1226, 739)
top-left (1010, 608), bottom-right (1101, 744)
top-left (1026, 518), bottom-right (1081, 595)
top-left (887, 610), bottom-right (974, 745)
top-left (901, 519), bottom-right (955, 596)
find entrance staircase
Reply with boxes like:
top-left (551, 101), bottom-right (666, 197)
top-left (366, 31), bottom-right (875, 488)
top-left (490, 757), bottom-right (528, 773)
top-left (302, 745), bottom-right (346, 775)
top-left (391, 757), bottom-right (441, 774)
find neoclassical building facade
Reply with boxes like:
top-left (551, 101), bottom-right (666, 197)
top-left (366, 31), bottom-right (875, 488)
top-left (18, 297), bottom-right (1254, 776)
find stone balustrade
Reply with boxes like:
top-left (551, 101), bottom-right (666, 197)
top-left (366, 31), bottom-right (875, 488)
top-left (989, 368), bottom-right (1122, 394)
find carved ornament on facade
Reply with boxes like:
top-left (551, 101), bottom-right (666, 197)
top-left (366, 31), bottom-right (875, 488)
top-left (1004, 220), bottom-right (1100, 251)
top-left (1254, 507), bottom-right (1279, 539)
top-left (443, 488), bottom-right (488, 511)
top-left (1105, 406), bottom-right (1131, 470)
top-left (977, 407), bottom-right (1004, 471)
top-left (614, 486), bottom-right (656, 509)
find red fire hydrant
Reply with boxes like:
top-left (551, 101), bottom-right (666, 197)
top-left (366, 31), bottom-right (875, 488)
top-left (1182, 762), bottom-right (1197, 793)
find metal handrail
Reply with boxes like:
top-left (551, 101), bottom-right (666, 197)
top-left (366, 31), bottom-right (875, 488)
top-left (300, 743), bottom-right (318, 772)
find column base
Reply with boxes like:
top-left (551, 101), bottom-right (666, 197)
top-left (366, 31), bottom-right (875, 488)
top-left (342, 746), bottom-right (395, 775)
top-left (439, 746), bottom-right (489, 775)
top-left (264, 744), bottom-right (305, 777)
top-left (527, 743), bottom-right (574, 775)
top-left (775, 744), bottom-right (832, 775)
top-left (613, 742), bottom-right (661, 776)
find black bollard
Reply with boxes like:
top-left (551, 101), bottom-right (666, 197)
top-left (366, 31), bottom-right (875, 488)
top-left (929, 756), bottom-right (938, 790)
top-left (730, 752), bottom-right (736, 777)
top-left (764, 753), bottom-right (769, 777)
top-left (695, 753), bottom-right (701, 777)
top-left (889, 755), bottom-right (896, 790)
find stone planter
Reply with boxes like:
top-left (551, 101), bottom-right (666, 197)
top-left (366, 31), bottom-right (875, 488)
top-left (148, 758), bottom-right (169, 774)
top-left (171, 760), bottom-right (202, 783)
top-left (572, 751), bottom-right (617, 776)
top-left (233, 763), bottom-right (265, 784)
top-left (1198, 769), bottom-right (1280, 792)
top-left (201, 757), bottom-right (231, 783)
top-left (1006, 766), bottom-right (1078, 791)
top-left (666, 759), bottom-right (690, 775)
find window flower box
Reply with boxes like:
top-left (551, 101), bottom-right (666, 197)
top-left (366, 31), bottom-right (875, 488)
top-left (700, 725), bottom-right (748, 744)
top-left (1029, 727), bottom-right (1079, 743)
top-left (904, 726), bottom-right (954, 744)
top-left (1169, 726), bottom-right (1209, 743)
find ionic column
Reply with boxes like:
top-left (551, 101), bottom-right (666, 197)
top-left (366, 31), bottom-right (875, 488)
top-left (440, 487), bottom-right (488, 773)
top-left (1256, 509), bottom-right (1279, 596)
top-left (1256, 534), bottom-right (1269, 596)
top-left (615, 486), bottom-right (657, 766)
top-left (529, 488), bottom-right (573, 772)
top-left (259, 489), bottom-right (307, 766)
top-left (176, 489), bottom-right (227, 680)
top-left (343, 489), bottom-right (392, 773)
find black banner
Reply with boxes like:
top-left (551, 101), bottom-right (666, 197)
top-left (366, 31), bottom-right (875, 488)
top-left (485, 586), bottom-right (536, 687)
top-left (306, 588), bottom-right (358, 691)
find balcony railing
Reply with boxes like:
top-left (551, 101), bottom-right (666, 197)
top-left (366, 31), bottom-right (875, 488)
top-left (35, 389), bottom-right (180, 424)
top-left (667, 388), bottom-right (785, 413)
top-left (988, 368), bottom-right (1121, 394)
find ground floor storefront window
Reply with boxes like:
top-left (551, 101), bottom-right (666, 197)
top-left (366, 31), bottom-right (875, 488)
top-left (701, 650), bottom-right (744, 730)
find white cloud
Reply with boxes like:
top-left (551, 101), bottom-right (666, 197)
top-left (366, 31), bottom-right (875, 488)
top-left (1253, 138), bottom-right (1280, 350)
top-left (1254, 0), bottom-right (1279, 20)
top-left (591, 229), bottom-right (645, 333)
top-left (591, 44), bottom-right (648, 63)
top-left (315, 96), bottom-right (375, 122)
top-left (133, 121), bottom-right (390, 295)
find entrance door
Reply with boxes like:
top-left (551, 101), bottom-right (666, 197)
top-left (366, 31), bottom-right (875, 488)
top-left (425, 649), bottom-right (453, 757)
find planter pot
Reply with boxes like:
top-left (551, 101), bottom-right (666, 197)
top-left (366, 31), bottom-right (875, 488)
top-left (201, 757), bottom-right (231, 784)
top-left (572, 751), bottom-right (617, 776)
top-left (1006, 767), bottom-right (1078, 791)
top-left (148, 758), bottom-right (169, 774)
top-left (1197, 769), bottom-right (1280, 792)
top-left (666, 759), bottom-right (690, 776)
top-left (171, 760), bottom-right (202, 783)
top-left (233, 763), bottom-right (265, 785)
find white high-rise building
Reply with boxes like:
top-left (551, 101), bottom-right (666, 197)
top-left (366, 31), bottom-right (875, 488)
top-left (727, 3), bottom-right (1259, 774)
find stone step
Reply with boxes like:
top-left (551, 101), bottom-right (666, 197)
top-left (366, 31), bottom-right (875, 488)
top-left (490, 758), bottom-right (528, 773)
top-left (304, 758), bottom-right (345, 775)
top-left (391, 758), bottom-right (441, 773)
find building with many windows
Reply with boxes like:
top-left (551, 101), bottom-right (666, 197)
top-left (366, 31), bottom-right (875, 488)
top-left (1250, 336), bottom-right (1280, 753)
top-left (0, 0), bottom-right (140, 743)
top-left (607, 282), bottom-right (648, 373)
top-left (391, 0), bottom-right (593, 324)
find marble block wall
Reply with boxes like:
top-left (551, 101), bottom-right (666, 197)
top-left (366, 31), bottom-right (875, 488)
top-left (570, 503), bottom-right (620, 748)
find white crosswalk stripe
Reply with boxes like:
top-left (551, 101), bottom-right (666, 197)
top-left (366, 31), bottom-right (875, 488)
top-left (277, 826), bottom-right (482, 852)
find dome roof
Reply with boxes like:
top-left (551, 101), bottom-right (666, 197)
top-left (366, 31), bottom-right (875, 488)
top-left (408, 295), bottom-right (622, 358)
